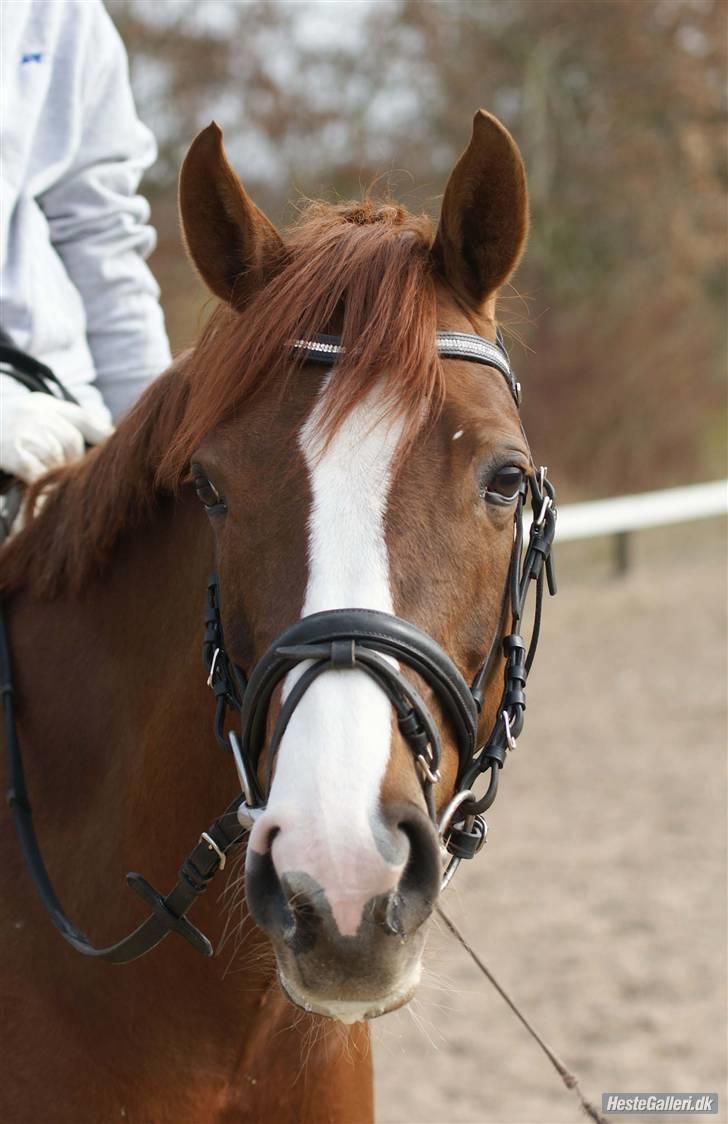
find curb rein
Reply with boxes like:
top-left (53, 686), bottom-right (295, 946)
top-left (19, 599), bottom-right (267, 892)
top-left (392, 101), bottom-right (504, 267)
top-left (1, 331), bottom-right (556, 963)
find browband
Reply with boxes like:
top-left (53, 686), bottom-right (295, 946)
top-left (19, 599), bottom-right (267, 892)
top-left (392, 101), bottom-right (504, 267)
top-left (292, 330), bottom-right (521, 405)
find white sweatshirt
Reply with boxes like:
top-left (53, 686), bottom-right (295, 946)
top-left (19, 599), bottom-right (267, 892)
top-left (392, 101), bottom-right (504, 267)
top-left (0, 0), bottom-right (171, 420)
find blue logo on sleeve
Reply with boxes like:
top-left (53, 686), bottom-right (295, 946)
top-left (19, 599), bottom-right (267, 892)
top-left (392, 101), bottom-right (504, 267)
top-left (21, 52), bottom-right (43, 65)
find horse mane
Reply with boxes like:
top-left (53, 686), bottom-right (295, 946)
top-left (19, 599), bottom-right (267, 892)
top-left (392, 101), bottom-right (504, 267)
top-left (0, 199), bottom-right (442, 600)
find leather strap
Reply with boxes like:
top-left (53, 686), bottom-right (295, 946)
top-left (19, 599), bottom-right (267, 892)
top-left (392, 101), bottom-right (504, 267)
top-left (237, 608), bottom-right (479, 782)
top-left (0, 329), bottom-right (79, 405)
top-left (292, 329), bottom-right (520, 404)
top-left (264, 639), bottom-right (453, 820)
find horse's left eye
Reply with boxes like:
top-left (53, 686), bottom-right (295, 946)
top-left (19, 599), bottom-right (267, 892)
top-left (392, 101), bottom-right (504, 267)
top-left (480, 465), bottom-right (526, 506)
top-left (192, 470), bottom-right (226, 512)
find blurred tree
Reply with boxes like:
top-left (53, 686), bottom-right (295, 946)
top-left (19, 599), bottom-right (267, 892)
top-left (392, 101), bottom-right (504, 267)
top-left (108, 0), bottom-right (727, 497)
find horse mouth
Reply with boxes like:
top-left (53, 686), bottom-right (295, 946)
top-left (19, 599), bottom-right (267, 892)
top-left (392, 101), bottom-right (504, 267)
top-left (277, 965), bottom-right (421, 1024)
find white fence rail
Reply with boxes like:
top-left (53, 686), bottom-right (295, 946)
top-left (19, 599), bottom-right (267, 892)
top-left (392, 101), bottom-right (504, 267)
top-left (547, 479), bottom-right (727, 542)
top-left (524, 479), bottom-right (727, 571)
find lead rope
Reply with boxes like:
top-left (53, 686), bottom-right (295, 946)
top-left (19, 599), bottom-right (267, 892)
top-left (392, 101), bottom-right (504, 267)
top-left (436, 906), bottom-right (608, 1124)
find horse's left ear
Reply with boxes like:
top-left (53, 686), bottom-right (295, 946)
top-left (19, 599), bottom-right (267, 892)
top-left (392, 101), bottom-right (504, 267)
top-left (432, 110), bottom-right (529, 308)
top-left (179, 122), bottom-right (285, 308)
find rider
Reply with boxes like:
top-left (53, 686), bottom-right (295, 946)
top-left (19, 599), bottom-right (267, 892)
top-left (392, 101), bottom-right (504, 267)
top-left (0, 0), bottom-right (171, 484)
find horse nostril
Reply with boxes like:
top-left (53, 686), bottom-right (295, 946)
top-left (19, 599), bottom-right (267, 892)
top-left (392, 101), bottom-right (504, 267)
top-left (391, 804), bottom-right (442, 932)
top-left (279, 879), bottom-right (322, 953)
top-left (245, 845), bottom-right (296, 939)
top-left (371, 891), bottom-right (405, 936)
top-left (365, 805), bottom-right (442, 937)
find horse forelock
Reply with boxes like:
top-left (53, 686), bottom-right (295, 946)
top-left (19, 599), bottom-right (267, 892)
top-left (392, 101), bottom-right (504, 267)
top-left (158, 199), bottom-right (443, 484)
top-left (0, 199), bottom-right (444, 600)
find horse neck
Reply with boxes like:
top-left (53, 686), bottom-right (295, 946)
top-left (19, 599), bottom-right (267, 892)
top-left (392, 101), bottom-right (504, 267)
top-left (9, 489), bottom-right (234, 920)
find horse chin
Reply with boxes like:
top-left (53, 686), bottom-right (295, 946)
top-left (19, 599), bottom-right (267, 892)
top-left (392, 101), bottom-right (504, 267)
top-left (277, 960), bottom-right (422, 1024)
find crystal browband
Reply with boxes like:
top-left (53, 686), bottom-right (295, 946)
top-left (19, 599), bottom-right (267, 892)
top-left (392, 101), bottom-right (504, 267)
top-left (292, 330), bottom-right (521, 405)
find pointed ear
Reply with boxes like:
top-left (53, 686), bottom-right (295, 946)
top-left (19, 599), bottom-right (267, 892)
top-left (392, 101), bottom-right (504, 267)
top-left (432, 110), bottom-right (529, 308)
top-left (179, 122), bottom-right (284, 308)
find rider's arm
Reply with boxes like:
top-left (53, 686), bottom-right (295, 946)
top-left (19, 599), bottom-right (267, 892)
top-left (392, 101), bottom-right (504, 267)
top-left (36, 1), bottom-right (171, 422)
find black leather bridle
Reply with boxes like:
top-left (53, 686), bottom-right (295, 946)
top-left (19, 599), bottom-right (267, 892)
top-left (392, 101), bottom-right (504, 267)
top-left (1, 329), bottom-right (556, 962)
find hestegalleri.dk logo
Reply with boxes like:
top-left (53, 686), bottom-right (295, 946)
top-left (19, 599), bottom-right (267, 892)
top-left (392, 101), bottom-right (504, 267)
top-left (602, 1093), bottom-right (719, 1115)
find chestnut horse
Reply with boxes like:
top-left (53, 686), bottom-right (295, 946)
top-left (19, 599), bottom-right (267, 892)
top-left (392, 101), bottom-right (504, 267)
top-left (0, 111), bottom-right (538, 1122)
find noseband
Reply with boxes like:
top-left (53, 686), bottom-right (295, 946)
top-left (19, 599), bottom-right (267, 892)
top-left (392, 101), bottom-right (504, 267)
top-left (1, 328), bottom-right (556, 962)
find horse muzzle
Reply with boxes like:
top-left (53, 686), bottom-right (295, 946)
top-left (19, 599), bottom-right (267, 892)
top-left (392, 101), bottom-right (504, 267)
top-left (245, 800), bottom-right (441, 1017)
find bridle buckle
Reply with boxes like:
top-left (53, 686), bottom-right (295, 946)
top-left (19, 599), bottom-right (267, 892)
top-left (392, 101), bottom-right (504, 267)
top-left (199, 831), bottom-right (226, 871)
top-left (416, 755), bottom-right (442, 785)
top-left (503, 710), bottom-right (518, 752)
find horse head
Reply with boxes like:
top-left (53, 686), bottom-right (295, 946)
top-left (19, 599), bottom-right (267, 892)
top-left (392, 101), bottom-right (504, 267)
top-left (176, 111), bottom-right (536, 1022)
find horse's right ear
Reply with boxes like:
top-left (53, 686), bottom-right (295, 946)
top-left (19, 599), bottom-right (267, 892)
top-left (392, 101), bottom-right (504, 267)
top-left (179, 122), bottom-right (284, 308)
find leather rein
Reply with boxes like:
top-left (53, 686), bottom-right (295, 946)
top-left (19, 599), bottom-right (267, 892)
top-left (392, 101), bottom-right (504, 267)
top-left (1, 330), bottom-right (556, 962)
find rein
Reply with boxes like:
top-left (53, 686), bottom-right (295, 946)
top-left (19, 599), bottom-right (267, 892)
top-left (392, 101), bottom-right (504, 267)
top-left (0, 332), bottom-right (79, 405)
top-left (438, 906), bottom-right (608, 1124)
top-left (1, 329), bottom-right (556, 964)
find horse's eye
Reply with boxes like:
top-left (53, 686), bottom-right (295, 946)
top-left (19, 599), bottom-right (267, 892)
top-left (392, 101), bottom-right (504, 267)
top-left (192, 469), bottom-right (226, 513)
top-left (480, 464), bottom-right (526, 506)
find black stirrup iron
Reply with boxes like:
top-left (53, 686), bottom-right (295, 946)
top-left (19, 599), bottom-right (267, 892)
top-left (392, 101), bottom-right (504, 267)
top-left (1, 328), bottom-right (556, 962)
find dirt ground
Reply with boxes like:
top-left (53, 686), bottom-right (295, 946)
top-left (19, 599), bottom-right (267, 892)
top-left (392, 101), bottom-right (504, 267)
top-left (373, 519), bottom-right (727, 1124)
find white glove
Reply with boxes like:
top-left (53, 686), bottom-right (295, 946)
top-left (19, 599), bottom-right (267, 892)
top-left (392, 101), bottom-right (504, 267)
top-left (0, 391), bottom-right (114, 483)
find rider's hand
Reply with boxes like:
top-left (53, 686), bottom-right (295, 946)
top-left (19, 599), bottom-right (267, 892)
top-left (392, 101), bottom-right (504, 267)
top-left (0, 390), bottom-right (114, 483)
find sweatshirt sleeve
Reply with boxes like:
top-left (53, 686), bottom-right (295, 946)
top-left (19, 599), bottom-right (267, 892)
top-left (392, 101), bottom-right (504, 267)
top-left (36, 2), bottom-right (171, 421)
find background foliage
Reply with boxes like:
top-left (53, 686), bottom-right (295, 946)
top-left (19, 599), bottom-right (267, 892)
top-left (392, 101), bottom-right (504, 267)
top-left (109, 0), bottom-right (727, 499)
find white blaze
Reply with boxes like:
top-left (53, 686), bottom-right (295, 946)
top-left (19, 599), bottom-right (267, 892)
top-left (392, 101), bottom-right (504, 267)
top-left (248, 379), bottom-right (407, 936)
